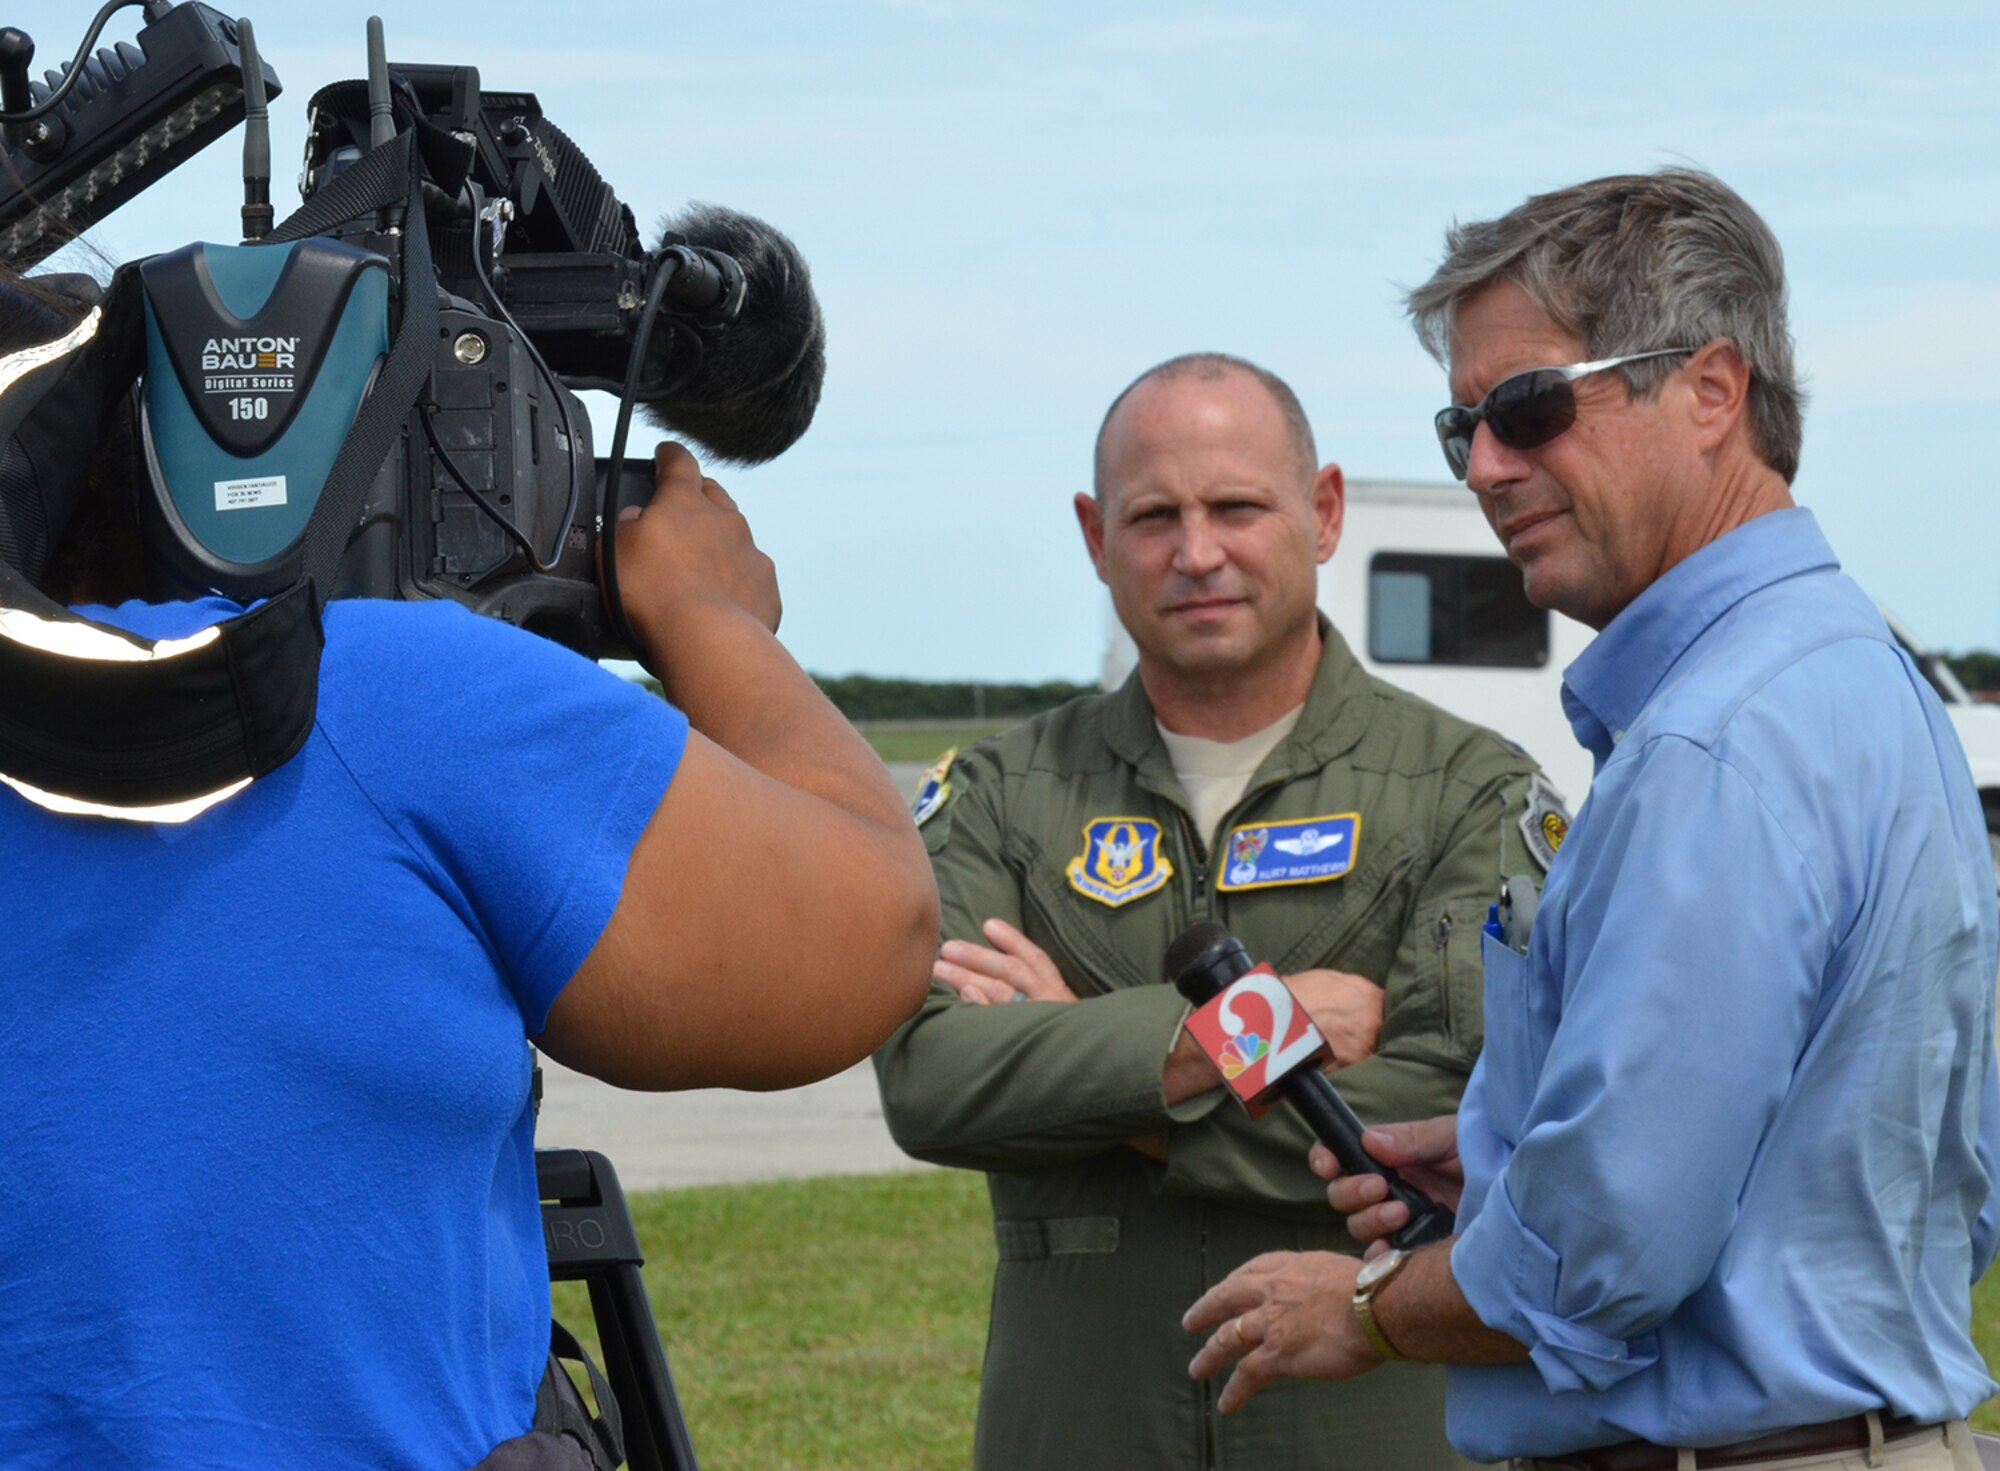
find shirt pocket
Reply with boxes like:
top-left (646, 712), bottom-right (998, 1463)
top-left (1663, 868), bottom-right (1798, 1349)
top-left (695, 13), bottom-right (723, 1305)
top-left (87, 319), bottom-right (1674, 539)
top-left (1476, 928), bottom-right (1537, 1144)
top-left (1435, 894), bottom-right (1496, 1060)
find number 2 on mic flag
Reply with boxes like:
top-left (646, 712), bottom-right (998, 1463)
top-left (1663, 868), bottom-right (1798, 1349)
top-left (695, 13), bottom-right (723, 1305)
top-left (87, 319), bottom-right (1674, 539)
top-left (1184, 964), bottom-right (1331, 1117)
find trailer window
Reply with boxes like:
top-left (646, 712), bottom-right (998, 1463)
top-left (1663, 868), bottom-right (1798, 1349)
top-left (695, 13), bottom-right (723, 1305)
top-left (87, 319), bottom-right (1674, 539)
top-left (1368, 553), bottom-right (1548, 668)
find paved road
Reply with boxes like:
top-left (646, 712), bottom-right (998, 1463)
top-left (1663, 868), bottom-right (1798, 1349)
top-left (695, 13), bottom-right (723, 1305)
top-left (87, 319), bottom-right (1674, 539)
top-left (535, 1057), bottom-right (928, 1191)
top-left (534, 761), bottom-right (938, 1191)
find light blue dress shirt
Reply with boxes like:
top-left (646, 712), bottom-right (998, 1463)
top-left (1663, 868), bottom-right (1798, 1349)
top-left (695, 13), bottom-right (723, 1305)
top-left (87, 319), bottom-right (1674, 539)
top-left (1447, 508), bottom-right (2000, 1460)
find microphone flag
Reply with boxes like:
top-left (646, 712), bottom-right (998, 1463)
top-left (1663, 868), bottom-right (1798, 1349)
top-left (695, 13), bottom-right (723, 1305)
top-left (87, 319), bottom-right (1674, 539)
top-left (1183, 963), bottom-right (1331, 1118)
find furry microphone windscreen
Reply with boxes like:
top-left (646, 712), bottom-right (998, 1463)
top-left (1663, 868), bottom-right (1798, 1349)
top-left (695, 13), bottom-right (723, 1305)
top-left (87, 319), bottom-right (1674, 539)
top-left (643, 204), bottom-right (827, 466)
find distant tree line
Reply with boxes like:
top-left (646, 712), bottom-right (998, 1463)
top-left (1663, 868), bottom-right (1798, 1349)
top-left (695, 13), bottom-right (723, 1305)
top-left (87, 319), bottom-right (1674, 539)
top-left (811, 674), bottom-right (1098, 723)
top-left (1944, 651), bottom-right (2000, 693)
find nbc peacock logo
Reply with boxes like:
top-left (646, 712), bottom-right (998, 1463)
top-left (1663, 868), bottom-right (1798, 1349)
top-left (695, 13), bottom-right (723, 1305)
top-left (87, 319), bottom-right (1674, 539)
top-left (1218, 1032), bottom-right (1269, 1080)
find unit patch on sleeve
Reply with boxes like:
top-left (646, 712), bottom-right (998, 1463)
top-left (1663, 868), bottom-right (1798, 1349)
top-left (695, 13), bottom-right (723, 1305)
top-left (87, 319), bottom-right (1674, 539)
top-left (1066, 816), bottom-right (1174, 907)
top-left (1518, 774), bottom-right (1570, 871)
top-left (910, 747), bottom-right (957, 827)
top-left (1217, 813), bottom-right (1360, 892)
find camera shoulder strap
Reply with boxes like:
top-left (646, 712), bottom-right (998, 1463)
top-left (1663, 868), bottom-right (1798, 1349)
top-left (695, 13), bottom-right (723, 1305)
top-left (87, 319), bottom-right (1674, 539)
top-left (0, 131), bottom-right (436, 821)
top-left (0, 565), bottom-right (323, 819)
top-left (261, 128), bottom-right (440, 607)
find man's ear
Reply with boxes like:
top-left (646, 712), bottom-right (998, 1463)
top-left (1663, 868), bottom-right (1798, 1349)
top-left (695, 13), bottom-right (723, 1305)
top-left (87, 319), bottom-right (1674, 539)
top-left (1686, 340), bottom-right (1752, 455)
top-left (1075, 491), bottom-right (1110, 583)
top-left (1310, 463), bottom-right (1344, 564)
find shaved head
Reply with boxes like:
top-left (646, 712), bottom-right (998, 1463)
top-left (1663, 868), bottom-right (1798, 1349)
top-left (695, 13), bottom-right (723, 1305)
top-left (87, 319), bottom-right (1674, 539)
top-left (1093, 353), bottom-right (1317, 503)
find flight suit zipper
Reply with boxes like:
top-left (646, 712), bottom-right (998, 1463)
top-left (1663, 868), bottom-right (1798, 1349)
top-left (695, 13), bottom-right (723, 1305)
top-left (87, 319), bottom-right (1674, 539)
top-left (1192, 766), bottom-right (1296, 922)
top-left (1198, 1202), bottom-right (1219, 1471)
top-left (1178, 811), bottom-right (1212, 923)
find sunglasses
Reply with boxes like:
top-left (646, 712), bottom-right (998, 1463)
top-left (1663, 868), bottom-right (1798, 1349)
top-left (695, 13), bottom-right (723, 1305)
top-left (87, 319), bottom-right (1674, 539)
top-left (1434, 347), bottom-right (1698, 480)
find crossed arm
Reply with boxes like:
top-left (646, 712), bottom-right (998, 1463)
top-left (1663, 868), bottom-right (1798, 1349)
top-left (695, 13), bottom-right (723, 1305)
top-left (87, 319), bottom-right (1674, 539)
top-left (934, 916), bottom-right (1388, 1108)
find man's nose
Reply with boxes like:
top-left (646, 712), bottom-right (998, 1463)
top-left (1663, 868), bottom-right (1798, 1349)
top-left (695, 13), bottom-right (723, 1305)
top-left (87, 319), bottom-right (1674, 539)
top-left (1465, 421), bottom-right (1532, 497)
top-left (1173, 511), bottom-right (1227, 576)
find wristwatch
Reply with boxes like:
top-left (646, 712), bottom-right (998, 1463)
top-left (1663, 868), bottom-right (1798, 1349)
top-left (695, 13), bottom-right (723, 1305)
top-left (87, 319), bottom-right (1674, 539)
top-left (1352, 1248), bottom-right (1411, 1362)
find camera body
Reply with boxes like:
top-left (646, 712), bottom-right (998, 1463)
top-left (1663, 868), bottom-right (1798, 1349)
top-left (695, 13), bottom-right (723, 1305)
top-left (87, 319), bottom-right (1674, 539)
top-left (136, 61), bottom-right (732, 659)
top-left (0, 1), bottom-right (819, 805)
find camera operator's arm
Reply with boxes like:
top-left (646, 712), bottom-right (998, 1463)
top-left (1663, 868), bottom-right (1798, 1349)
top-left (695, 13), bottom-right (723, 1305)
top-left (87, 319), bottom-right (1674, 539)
top-left (537, 444), bottom-right (938, 1091)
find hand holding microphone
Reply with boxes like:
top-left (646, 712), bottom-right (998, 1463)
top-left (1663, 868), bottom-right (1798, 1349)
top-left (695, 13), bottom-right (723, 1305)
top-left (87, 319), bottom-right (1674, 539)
top-left (1313, 1115), bottom-right (1463, 1259)
top-left (1164, 921), bottom-right (1455, 1250)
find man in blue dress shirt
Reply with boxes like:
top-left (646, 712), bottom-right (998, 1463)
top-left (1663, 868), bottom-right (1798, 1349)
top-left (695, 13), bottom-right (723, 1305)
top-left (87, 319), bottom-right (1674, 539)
top-left (1183, 168), bottom-right (2000, 1470)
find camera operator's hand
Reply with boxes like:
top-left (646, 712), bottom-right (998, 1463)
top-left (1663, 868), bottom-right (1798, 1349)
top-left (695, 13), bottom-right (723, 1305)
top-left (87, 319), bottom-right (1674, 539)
top-left (609, 441), bottom-right (781, 652)
top-left (543, 442), bottom-right (940, 1093)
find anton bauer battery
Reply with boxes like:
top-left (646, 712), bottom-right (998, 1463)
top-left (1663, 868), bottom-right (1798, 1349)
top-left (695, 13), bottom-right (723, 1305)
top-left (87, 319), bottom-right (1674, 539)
top-left (138, 235), bottom-right (390, 596)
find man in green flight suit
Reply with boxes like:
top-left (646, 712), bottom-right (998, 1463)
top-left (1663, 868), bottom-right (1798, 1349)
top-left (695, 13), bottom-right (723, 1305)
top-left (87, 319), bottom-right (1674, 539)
top-left (873, 352), bottom-right (1556, 1470)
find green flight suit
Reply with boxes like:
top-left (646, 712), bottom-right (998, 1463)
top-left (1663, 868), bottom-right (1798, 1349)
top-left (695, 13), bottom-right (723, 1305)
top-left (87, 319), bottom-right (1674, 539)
top-left (874, 623), bottom-right (1547, 1471)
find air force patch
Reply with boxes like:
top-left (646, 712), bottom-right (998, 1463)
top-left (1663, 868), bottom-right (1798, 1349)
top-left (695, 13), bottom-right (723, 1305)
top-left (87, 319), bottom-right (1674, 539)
top-left (1066, 816), bottom-right (1174, 907)
top-left (910, 747), bottom-right (957, 827)
top-left (1519, 774), bottom-right (1570, 872)
top-left (1217, 813), bottom-right (1360, 892)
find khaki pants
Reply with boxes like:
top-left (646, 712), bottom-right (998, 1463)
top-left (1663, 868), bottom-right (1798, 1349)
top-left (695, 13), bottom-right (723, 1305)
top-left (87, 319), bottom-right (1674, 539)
top-left (1520, 1418), bottom-right (1981, 1471)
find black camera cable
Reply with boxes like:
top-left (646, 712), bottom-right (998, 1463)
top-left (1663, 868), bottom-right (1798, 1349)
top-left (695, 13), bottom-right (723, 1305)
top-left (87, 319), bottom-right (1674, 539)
top-left (595, 251), bottom-right (687, 672)
top-left (415, 182), bottom-right (585, 574)
top-left (0, 0), bottom-right (172, 128)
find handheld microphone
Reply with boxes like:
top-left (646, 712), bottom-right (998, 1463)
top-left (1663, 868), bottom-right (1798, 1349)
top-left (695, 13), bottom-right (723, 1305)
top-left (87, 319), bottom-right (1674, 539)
top-left (1165, 920), bottom-right (1455, 1250)
top-left (640, 203), bottom-right (825, 466)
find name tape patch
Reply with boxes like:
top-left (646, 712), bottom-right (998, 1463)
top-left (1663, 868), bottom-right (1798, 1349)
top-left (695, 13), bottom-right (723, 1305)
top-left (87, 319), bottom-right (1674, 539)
top-left (1216, 813), bottom-right (1360, 892)
top-left (1066, 816), bottom-right (1174, 907)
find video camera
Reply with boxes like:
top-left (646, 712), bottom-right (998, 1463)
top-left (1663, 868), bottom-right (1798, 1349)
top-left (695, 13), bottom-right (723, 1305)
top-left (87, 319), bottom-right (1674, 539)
top-left (0, 0), bottom-right (824, 665)
top-left (0, 7), bottom-right (827, 1462)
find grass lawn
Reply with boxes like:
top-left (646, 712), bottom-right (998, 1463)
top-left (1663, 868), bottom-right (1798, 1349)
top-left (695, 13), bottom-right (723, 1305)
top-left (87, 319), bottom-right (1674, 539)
top-left (550, 1170), bottom-right (993, 1471)
top-left (1976, 1264), bottom-right (2000, 1431)
top-left (857, 724), bottom-right (1014, 765)
top-left (557, 1169), bottom-right (2000, 1468)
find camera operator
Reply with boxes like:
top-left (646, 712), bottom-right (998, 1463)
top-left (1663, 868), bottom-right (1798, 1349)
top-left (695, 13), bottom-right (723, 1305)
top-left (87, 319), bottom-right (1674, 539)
top-left (0, 269), bottom-right (938, 1469)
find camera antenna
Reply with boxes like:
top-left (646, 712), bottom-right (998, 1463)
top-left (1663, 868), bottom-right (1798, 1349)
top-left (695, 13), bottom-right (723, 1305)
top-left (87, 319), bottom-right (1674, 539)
top-left (365, 15), bottom-right (400, 231)
top-left (237, 17), bottom-right (271, 240)
top-left (365, 17), bottom-right (392, 147)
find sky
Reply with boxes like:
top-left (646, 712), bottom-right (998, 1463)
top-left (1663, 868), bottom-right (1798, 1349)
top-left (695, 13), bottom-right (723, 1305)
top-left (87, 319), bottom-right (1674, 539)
top-left (23, 0), bottom-right (2000, 681)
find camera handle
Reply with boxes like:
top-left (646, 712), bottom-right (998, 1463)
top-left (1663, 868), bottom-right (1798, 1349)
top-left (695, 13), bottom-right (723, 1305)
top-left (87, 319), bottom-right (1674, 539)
top-left (538, 1148), bottom-right (701, 1471)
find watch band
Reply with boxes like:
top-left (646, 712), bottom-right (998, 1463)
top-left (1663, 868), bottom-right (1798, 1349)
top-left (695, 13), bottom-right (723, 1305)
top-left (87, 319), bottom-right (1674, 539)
top-left (1352, 1288), bottom-right (1405, 1362)
top-left (1352, 1248), bottom-right (1411, 1363)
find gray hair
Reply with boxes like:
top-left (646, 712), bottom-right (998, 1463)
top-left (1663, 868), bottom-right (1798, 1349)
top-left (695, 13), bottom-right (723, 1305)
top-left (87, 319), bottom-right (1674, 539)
top-left (1406, 169), bottom-right (1806, 483)
top-left (1092, 352), bottom-right (1318, 500)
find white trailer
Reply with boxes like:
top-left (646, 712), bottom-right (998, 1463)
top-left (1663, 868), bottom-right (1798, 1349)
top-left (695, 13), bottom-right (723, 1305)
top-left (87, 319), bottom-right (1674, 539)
top-left (1104, 479), bottom-right (2000, 864)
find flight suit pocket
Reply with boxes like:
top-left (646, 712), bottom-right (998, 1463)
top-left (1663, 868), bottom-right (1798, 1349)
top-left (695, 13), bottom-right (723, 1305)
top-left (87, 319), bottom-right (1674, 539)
top-left (1264, 826), bottom-right (1419, 981)
top-left (1011, 828), bottom-right (1177, 996)
top-left (1476, 928), bottom-right (1537, 1144)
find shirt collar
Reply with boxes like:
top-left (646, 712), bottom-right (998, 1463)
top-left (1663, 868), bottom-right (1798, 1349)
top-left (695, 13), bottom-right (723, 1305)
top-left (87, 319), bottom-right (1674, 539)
top-left (1560, 506), bottom-right (1837, 763)
top-left (1105, 613), bottom-right (1370, 778)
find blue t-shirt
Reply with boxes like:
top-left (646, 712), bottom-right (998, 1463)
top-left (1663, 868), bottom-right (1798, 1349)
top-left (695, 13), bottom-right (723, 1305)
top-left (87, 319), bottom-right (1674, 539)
top-left (0, 597), bottom-right (687, 1469)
